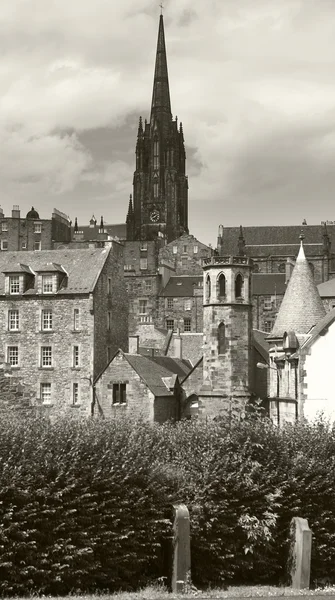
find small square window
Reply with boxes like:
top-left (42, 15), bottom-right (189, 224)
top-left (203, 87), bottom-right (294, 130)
top-left (41, 346), bottom-right (52, 367)
top-left (41, 382), bottom-right (51, 404)
top-left (112, 383), bottom-right (126, 404)
top-left (166, 319), bottom-right (174, 331)
top-left (8, 310), bottom-right (19, 331)
top-left (140, 258), bottom-right (148, 270)
top-left (73, 346), bottom-right (80, 368)
top-left (73, 308), bottom-right (80, 330)
top-left (42, 275), bottom-right (53, 294)
top-left (1, 222), bottom-right (8, 232)
top-left (34, 241), bottom-right (41, 251)
top-left (41, 309), bottom-right (52, 330)
top-left (184, 318), bottom-right (191, 332)
top-left (9, 276), bottom-right (20, 295)
top-left (1, 240), bottom-right (8, 251)
top-left (34, 223), bottom-right (42, 233)
top-left (7, 346), bottom-right (19, 367)
top-left (73, 382), bottom-right (79, 405)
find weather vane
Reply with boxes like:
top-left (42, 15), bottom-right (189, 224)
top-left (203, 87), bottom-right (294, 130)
top-left (159, 2), bottom-right (164, 14)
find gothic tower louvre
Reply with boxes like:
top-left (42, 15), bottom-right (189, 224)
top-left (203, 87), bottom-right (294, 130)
top-left (126, 15), bottom-right (189, 243)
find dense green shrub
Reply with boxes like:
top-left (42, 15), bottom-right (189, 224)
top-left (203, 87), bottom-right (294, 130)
top-left (1, 410), bottom-right (335, 594)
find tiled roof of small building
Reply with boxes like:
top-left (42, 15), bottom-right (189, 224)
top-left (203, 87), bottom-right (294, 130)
top-left (251, 273), bottom-right (286, 295)
top-left (270, 242), bottom-right (326, 338)
top-left (220, 224), bottom-right (333, 257)
top-left (125, 353), bottom-right (178, 397)
top-left (317, 277), bottom-right (335, 298)
top-left (0, 248), bottom-right (111, 295)
top-left (160, 276), bottom-right (203, 297)
top-left (148, 356), bottom-right (192, 378)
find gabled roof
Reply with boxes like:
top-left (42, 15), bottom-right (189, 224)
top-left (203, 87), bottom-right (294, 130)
top-left (125, 353), bottom-right (178, 397)
top-left (270, 241), bottom-right (326, 338)
top-left (0, 248), bottom-right (110, 295)
top-left (220, 224), bottom-right (332, 257)
top-left (147, 356), bottom-right (192, 378)
top-left (318, 277), bottom-right (335, 298)
top-left (251, 273), bottom-right (286, 295)
top-left (160, 275), bottom-right (202, 297)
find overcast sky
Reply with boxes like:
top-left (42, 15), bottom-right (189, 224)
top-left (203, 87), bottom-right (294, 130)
top-left (1, 0), bottom-right (335, 245)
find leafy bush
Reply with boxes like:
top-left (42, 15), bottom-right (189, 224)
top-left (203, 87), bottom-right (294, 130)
top-left (1, 410), bottom-right (335, 594)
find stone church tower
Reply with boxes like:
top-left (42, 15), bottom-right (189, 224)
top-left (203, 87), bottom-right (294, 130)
top-left (199, 255), bottom-right (253, 418)
top-left (126, 15), bottom-right (189, 243)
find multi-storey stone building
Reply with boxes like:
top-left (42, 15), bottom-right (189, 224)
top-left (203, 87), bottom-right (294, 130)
top-left (0, 246), bottom-right (128, 415)
top-left (0, 206), bottom-right (71, 251)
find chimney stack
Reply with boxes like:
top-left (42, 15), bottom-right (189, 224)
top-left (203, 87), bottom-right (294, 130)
top-left (12, 205), bottom-right (20, 219)
top-left (129, 335), bottom-right (140, 354)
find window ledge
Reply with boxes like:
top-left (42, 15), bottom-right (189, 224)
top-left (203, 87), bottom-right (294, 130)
top-left (71, 367), bottom-right (81, 371)
top-left (40, 330), bottom-right (54, 333)
top-left (112, 403), bottom-right (127, 407)
top-left (38, 367), bottom-right (54, 370)
top-left (8, 330), bottom-right (21, 333)
top-left (71, 403), bottom-right (82, 408)
top-left (71, 330), bottom-right (82, 333)
top-left (9, 366), bottom-right (20, 370)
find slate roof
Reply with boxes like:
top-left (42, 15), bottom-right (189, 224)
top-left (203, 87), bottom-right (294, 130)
top-left (74, 223), bottom-right (127, 241)
top-left (252, 330), bottom-right (270, 361)
top-left (148, 356), bottom-right (192, 378)
top-left (160, 276), bottom-right (203, 297)
top-left (220, 224), bottom-right (333, 257)
top-left (125, 353), bottom-right (178, 397)
top-left (0, 248), bottom-right (110, 295)
top-left (317, 277), bottom-right (335, 298)
top-left (251, 273), bottom-right (286, 295)
top-left (300, 308), bottom-right (335, 351)
top-left (270, 243), bottom-right (326, 338)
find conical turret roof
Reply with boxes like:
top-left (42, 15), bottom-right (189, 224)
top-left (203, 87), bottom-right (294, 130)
top-left (270, 239), bottom-right (326, 338)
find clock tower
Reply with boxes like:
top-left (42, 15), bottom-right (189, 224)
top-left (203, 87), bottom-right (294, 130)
top-left (126, 14), bottom-right (189, 243)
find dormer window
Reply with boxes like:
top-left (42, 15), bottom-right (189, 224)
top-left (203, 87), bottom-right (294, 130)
top-left (9, 276), bottom-right (20, 295)
top-left (42, 275), bottom-right (54, 294)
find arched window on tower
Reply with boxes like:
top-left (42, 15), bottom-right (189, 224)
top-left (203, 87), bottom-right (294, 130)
top-left (218, 273), bottom-right (226, 298)
top-left (153, 139), bottom-right (159, 170)
top-left (235, 273), bottom-right (244, 299)
top-left (218, 322), bottom-right (226, 354)
top-left (205, 275), bottom-right (211, 301)
top-left (153, 182), bottom-right (159, 198)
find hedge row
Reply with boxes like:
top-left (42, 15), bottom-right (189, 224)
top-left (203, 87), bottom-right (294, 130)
top-left (1, 410), bottom-right (335, 594)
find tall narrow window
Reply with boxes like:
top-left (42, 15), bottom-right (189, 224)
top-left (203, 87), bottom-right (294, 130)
top-left (218, 273), bottom-right (226, 297)
top-left (73, 346), bottom-right (80, 368)
top-left (9, 276), bottom-right (20, 295)
top-left (41, 383), bottom-right (51, 404)
top-left (8, 309), bottom-right (19, 331)
top-left (41, 309), bottom-right (53, 331)
top-left (74, 308), bottom-right (80, 330)
top-left (73, 382), bottom-right (79, 405)
top-left (42, 275), bottom-right (53, 294)
top-left (153, 139), bottom-right (159, 169)
top-left (218, 322), bottom-right (226, 354)
top-left (7, 346), bottom-right (19, 367)
top-left (41, 346), bottom-right (52, 367)
top-left (235, 274), bottom-right (244, 298)
top-left (113, 383), bottom-right (127, 405)
top-left (206, 275), bottom-right (211, 301)
top-left (153, 182), bottom-right (159, 198)
top-left (184, 318), bottom-right (191, 332)
top-left (107, 311), bottom-right (111, 331)
top-left (108, 278), bottom-right (112, 295)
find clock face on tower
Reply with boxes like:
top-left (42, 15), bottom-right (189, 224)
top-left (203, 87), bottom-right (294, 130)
top-left (150, 209), bottom-right (160, 223)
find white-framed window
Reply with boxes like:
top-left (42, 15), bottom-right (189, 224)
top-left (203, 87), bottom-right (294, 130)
top-left (9, 276), bottom-right (20, 295)
top-left (1, 222), bottom-right (8, 232)
top-left (41, 346), bottom-right (52, 367)
top-left (40, 382), bottom-right (51, 404)
top-left (34, 222), bottom-right (42, 233)
top-left (21, 241), bottom-right (27, 250)
top-left (263, 321), bottom-right (273, 334)
top-left (34, 241), bottom-right (41, 251)
top-left (166, 319), bottom-right (174, 331)
top-left (263, 297), bottom-right (272, 311)
top-left (41, 309), bottom-right (52, 330)
top-left (124, 264), bottom-right (134, 271)
top-left (107, 311), bottom-right (111, 331)
top-left (145, 280), bottom-right (152, 293)
top-left (42, 275), bottom-right (53, 294)
top-left (7, 346), bottom-right (19, 367)
top-left (1, 240), bottom-right (8, 251)
top-left (74, 308), bottom-right (80, 330)
top-left (184, 318), bottom-right (191, 332)
top-left (193, 245), bottom-right (198, 254)
top-left (139, 299), bottom-right (147, 315)
top-left (140, 242), bottom-right (148, 251)
top-left (8, 309), bottom-right (19, 331)
top-left (112, 383), bottom-right (126, 405)
top-left (184, 299), bottom-right (192, 311)
top-left (172, 246), bottom-right (178, 255)
top-left (73, 345), bottom-right (79, 368)
top-left (140, 258), bottom-right (148, 270)
top-left (73, 382), bottom-right (79, 405)
top-left (108, 277), bottom-right (112, 295)
top-left (167, 298), bottom-right (174, 309)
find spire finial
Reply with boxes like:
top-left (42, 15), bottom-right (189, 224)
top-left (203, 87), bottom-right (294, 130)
top-left (299, 231), bottom-right (305, 243)
top-left (74, 217), bottom-right (78, 233)
top-left (159, 2), bottom-right (164, 14)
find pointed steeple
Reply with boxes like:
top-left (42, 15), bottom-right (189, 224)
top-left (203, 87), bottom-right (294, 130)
top-left (137, 116), bottom-right (143, 137)
top-left (126, 194), bottom-right (133, 222)
top-left (270, 234), bottom-right (326, 339)
top-left (150, 14), bottom-right (172, 128)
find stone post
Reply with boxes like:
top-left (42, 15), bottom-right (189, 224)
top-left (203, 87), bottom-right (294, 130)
top-left (289, 517), bottom-right (312, 589)
top-left (171, 503), bottom-right (191, 593)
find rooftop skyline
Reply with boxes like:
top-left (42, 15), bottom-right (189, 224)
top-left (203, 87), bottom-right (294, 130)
top-left (1, 0), bottom-right (335, 245)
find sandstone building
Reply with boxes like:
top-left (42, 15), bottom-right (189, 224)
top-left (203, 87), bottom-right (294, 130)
top-left (0, 246), bottom-right (128, 415)
top-left (0, 206), bottom-right (71, 251)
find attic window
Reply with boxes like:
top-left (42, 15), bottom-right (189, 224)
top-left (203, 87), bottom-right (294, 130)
top-left (42, 275), bottom-right (54, 294)
top-left (9, 276), bottom-right (20, 295)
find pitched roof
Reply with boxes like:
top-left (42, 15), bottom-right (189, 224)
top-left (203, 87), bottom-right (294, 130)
top-left (0, 248), bottom-right (110, 295)
top-left (220, 224), bottom-right (332, 257)
top-left (300, 307), bottom-right (335, 351)
top-left (318, 277), bottom-right (335, 298)
top-left (160, 276), bottom-right (203, 297)
top-left (125, 353), bottom-right (177, 397)
top-left (270, 242), bottom-right (326, 338)
top-left (73, 223), bottom-right (126, 241)
top-left (251, 273), bottom-right (286, 295)
top-left (147, 356), bottom-right (192, 378)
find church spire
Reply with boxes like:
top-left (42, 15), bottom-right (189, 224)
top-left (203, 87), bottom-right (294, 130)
top-left (150, 14), bottom-right (172, 128)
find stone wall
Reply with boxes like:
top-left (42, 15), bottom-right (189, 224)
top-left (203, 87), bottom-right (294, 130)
top-left (252, 294), bottom-right (284, 333)
top-left (159, 233), bottom-right (212, 276)
top-left (157, 293), bottom-right (203, 333)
